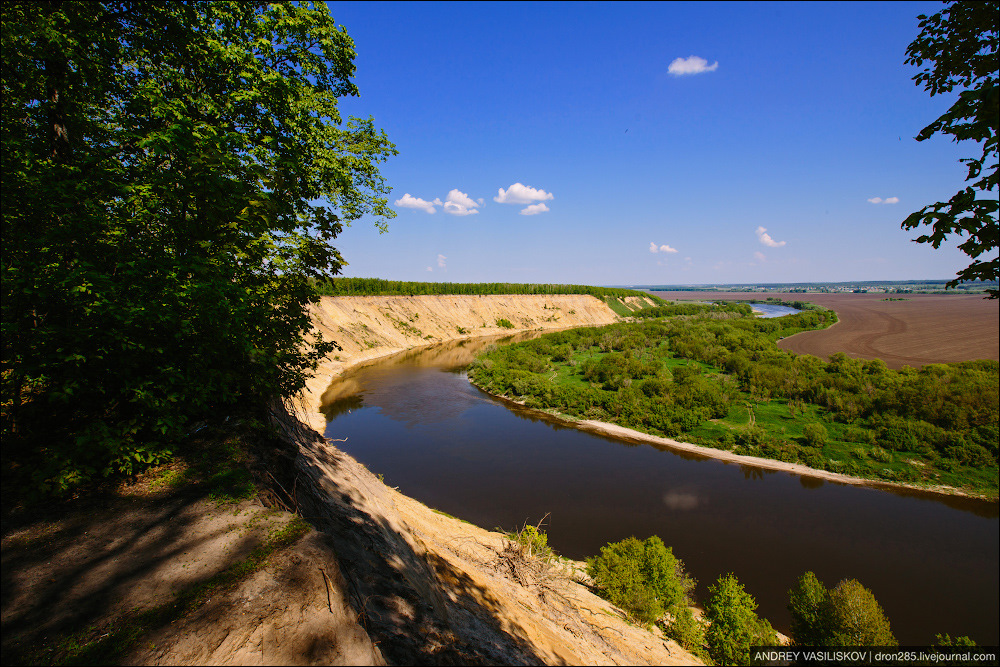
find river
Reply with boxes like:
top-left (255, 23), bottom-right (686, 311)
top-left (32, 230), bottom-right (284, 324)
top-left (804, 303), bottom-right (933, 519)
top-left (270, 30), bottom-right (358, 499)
top-left (321, 334), bottom-right (999, 645)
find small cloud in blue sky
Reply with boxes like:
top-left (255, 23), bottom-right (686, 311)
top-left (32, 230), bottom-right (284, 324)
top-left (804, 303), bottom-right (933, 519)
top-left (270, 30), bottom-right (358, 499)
top-left (395, 193), bottom-right (442, 213)
top-left (427, 254), bottom-right (446, 272)
top-left (668, 55), bottom-right (718, 76)
top-left (754, 251), bottom-right (767, 262)
top-left (756, 226), bottom-right (786, 248)
top-left (494, 183), bottom-right (554, 205)
top-left (867, 196), bottom-right (899, 204)
top-left (442, 189), bottom-right (480, 216)
top-left (520, 203), bottom-right (550, 215)
top-left (649, 242), bottom-right (679, 253)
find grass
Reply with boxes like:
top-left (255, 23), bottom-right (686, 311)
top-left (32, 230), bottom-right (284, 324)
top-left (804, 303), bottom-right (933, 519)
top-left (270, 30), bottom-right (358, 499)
top-left (146, 436), bottom-right (256, 505)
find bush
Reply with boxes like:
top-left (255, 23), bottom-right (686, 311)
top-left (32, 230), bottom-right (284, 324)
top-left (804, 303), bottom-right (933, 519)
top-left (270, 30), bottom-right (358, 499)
top-left (666, 606), bottom-right (707, 656)
top-left (496, 318), bottom-right (515, 329)
top-left (510, 523), bottom-right (552, 561)
top-left (802, 423), bottom-right (829, 448)
top-left (586, 535), bottom-right (693, 626)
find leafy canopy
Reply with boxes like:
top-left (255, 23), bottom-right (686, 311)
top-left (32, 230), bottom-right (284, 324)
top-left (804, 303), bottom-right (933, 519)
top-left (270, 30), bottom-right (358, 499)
top-left (1, 1), bottom-right (395, 493)
top-left (903, 0), bottom-right (999, 298)
top-left (586, 535), bottom-right (694, 626)
top-left (788, 572), bottom-right (897, 647)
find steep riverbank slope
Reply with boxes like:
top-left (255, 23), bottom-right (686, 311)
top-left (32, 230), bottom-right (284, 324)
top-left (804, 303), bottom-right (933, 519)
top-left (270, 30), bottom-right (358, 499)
top-left (286, 294), bottom-right (702, 664)
top-left (297, 294), bottom-right (622, 431)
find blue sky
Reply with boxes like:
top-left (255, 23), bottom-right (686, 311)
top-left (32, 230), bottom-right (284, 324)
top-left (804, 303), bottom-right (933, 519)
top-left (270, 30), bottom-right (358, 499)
top-left (327, 0), bottom-right (981, 286)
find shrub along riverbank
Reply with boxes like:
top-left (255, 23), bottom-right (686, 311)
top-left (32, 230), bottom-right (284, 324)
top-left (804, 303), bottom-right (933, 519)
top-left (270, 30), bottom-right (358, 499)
top-left (468, 302), bottom-right (999, 498)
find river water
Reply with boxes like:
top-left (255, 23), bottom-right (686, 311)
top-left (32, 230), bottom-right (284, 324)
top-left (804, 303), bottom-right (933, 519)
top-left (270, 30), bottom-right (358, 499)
top-left (321, 334), bottom-right (999, 645)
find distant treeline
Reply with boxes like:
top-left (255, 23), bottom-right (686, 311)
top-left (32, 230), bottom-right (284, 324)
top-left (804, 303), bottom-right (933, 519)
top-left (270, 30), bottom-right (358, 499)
top-left (469, 305), bottom-right (999, 497)
top-left (313, 277), bottom-right (665, 302)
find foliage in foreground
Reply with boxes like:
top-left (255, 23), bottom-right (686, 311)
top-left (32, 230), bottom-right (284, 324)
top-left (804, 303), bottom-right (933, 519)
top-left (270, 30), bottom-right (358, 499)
top-left (902, 0), bottom-right (998, 298)
top-left (704, 573), bottom-right (779, 666)
top-left (586, 535), bottom-right (694, 626)
top-left (788, 571), bottom-right (898, 647)
top-left (584, 533), bottom-right (978, 657)
top-left (1, 1), bottom-right (395, 494)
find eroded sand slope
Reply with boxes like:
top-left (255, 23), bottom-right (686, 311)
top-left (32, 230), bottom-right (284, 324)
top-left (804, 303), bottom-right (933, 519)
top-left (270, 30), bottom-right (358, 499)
top-left (297, 294), bottom-right (622, 431)
top-left (283, 294), bottom-right (703, 664)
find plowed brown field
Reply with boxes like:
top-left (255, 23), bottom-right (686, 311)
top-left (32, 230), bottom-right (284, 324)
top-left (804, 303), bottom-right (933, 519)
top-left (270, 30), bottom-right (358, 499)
top-left (652, 291), bottom-right (999, 369)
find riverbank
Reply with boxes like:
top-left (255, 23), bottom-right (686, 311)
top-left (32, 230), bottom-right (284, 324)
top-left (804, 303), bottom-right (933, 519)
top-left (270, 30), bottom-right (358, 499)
top-left (286, 293), bottom-right (705, 664)
top-left (473, 387), bottom-right (995, 503)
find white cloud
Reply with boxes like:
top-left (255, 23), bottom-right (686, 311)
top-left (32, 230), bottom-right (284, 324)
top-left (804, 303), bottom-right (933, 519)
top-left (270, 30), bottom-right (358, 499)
top-left (867, 197), bottom-right (882, 204)
top-left (494, 183), bottom-right (555, 205)
top-left (756, 226), bottom-right (786, 248)
top-left (649, 242), bottom-right (679, 253)
top-left (754, 251), bottom-right (766, 262)
top-left (442, 189), bottom-right (480, 216)
top-left (868, 196), bottom-right (899, 204)
top-left (884, 196), bottom-right (899, 204)
top-left (668, 55), bottom-right (719, 76)
top-left (426, 266), bottom-right (433, 272)
top-left (520, 202), bottom-right (550, 215)
top-left (394, 193), bottom-right (440, 214)
top-left (437, 254), bottom-right (447, 269)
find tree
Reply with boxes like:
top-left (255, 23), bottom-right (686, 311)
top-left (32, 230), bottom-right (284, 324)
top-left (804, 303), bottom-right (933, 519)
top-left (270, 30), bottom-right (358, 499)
top-left (586, 535), bottom-right (694, 626)
top-left (903, 1), bottom-right (998, 298)
top-left (788, 571), bottom-right (829, 646)
top-left (788, 573), bottom-right (898, 647)
top-left (704, 573), bottom-right (778, 666)
top-left (822, 579), bottom-right (897, 646)
top-left (1, 2), bottom-right (396, 492)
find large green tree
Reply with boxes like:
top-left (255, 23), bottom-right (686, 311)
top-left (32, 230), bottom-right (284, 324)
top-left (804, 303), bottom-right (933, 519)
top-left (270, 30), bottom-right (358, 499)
top-left (903, 0), bottom-right (998, 298)
top-left (1, 1), bottom-right (395, 492)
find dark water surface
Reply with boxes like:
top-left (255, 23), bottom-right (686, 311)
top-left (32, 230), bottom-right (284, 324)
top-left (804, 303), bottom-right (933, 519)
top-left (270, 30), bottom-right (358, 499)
top-left (322, 335), bottom-right (999, 645)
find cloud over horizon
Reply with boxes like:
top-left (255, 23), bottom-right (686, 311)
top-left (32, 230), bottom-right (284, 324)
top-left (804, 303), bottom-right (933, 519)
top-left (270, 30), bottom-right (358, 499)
top-left (668, 55), bottom-right (719, 76)
top-left (756, 226), bottom-right (786, 248)
top-left (649, 242), bottom-right (679, 253)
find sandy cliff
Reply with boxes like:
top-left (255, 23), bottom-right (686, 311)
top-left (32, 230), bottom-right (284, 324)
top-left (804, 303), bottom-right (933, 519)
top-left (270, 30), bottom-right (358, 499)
top-left (280, 294), bottom-right (703, 665)
top-left (297, 294), bottom-right (622, 431)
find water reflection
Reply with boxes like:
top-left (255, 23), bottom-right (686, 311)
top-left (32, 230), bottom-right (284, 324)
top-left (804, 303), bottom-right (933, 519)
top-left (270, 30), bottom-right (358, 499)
top-left (799, 476), bottom-right (825, 490)
top-left (662, 489), bottom-right (703, 511)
